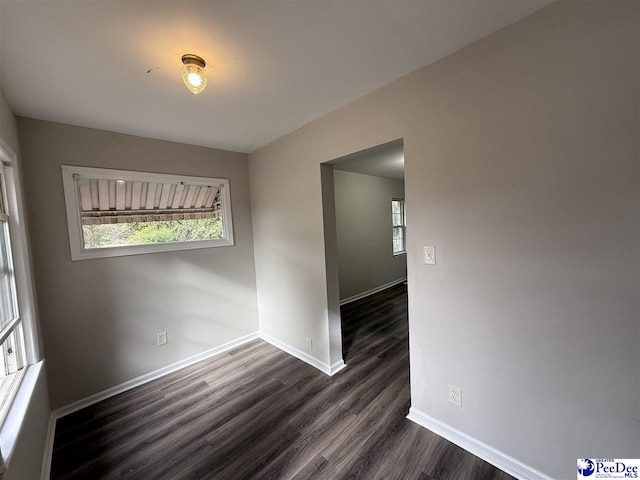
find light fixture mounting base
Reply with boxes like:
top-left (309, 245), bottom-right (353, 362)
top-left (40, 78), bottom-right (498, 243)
top-left (181, 54), bottom-right (206, 68)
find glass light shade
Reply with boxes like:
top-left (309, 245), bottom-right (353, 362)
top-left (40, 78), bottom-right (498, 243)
top-left (181, 55), bottom-right (207, 94)
top-left (187, 72), bottom-right (202, 88)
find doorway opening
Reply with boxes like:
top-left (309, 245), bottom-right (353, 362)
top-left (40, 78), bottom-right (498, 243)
top-left (321, 139), bottom-right (407, 364)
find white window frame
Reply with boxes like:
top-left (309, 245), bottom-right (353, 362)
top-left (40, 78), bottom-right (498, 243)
top-left (392, 198), bottom-right (406, 256)
top-left (62, 165), bottom-right (235, 261)
top-left (0, 164), bottom-right (26, 428)
top-left (0, 137), bottom-right (42, 472)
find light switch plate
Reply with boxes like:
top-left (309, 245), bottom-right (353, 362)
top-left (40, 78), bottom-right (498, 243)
top-left (423, 246), bottom-right (436, 265)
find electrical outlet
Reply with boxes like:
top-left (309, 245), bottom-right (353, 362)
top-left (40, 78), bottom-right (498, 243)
top-left (448, 384), bottom-right (461, 407)
top-left (306, 337), bottom-right (313, 352)
top-left (157, 331), bottom-right (168, 346)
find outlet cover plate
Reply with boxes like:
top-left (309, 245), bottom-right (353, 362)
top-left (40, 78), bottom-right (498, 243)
top-left (448, 384), bottom-right (461, 407)
top-left (157, 331), bottom-right (168, 346)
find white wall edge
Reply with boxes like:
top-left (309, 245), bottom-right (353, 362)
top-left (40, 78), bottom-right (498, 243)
top-left (39, 413), bottom-right (57, 480)
top-left (406, 407), bottom-right (555, 480)
top-left (340, 277), bottom-right (406, 306)
top-left (1, 362), bottom-right (42, 475)
top-left (259, 332), bottom-right (345, 376)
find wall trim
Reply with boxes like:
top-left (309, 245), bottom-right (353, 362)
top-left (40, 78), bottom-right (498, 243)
top-left (406, 407), bottom-right (555, 480)
top-left (329, 359), bottom-right (347, 375)
top-left (53, 332), bottom-right (260, 418)
top-left (340, 277), bottom-right (406, 305)
top-left (40, 331), bottom-right (348, 478)
top-left (39, 414), bottom-right (57, 480)
top-left (259, 332), bottom-right (346, 376)
top-left (40, 331), bottom-right (260, 479)
top-left (1, 362), bottom-right (42, 477)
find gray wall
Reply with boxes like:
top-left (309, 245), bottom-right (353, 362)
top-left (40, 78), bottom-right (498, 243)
top-left (0, 90), bottom-right (18, 155)
top-left (333, 170), bottom-right (406, 300)
top-left (0, 89), bottom-right (51, 480)
top-left (18, 118), bottom-right (260, 409)
top-left (249, 2), bottom-right (639, 478)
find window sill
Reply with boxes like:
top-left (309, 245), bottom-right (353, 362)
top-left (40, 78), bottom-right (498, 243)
top-left (0, 361), bottom-right (44, 471)
top-left (393, 251), bottom-right (407, 256)
top-left (0, 369), bottom-right (25, 428)
top-left (71, 237), bottom-right (234, 261)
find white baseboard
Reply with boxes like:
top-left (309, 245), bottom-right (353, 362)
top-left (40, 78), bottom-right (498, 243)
top-left (259, 332), bottom-right (345, 376)
top-left (40, 331), bottom-right (346, 478)
top-left (340, 277), bottom-right (407, 306)
top-left (40, 331), bottom-right (260, 479)
top-left (329, 359), bottom-right (347, 375)
top-left (53, 331), bottom-right (260, 419)
top-left (406, 407), bottom-right (554, 480)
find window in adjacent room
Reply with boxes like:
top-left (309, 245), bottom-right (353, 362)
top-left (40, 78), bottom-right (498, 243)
top-left (392, 198), bottom-right (406, 255)
top-left (62, 166), bottom-right (234, 260)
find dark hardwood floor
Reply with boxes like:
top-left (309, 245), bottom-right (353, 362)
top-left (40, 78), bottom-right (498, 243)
top-left (50, 284), bottom-right (514, 480)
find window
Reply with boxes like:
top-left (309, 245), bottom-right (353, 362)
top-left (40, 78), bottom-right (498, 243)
top-left (392, 198), bottom-right (406, 255)
top-left (0, 139), bottom-right (40, 472)
top-left (62, 166), bottom-right (234, 260)
top-left (0, 164), bottom-right (26, 425)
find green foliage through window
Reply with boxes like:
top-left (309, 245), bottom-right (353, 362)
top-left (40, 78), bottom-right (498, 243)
top-left (82, 218), bottom-right (223, 249)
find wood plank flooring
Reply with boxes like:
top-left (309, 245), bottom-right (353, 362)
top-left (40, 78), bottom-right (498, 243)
top-left (50, 284), bottom-right (514, 480)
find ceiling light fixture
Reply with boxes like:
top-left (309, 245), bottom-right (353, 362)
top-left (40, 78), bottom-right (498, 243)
top-left (181, 54), bottom-right (207, 94)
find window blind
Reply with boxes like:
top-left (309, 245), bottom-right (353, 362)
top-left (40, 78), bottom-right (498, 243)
top-left (75, 177), bottom-right (222, 225)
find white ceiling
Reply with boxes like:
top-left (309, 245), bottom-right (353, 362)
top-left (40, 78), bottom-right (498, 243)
top-left (0, 1), bottom-right (552, 154)
top-left (331, 139), bottom-right (404, 180)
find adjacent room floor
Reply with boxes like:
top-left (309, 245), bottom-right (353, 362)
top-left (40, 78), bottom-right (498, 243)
top-left (50, 284), bottom-right (513, 479)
